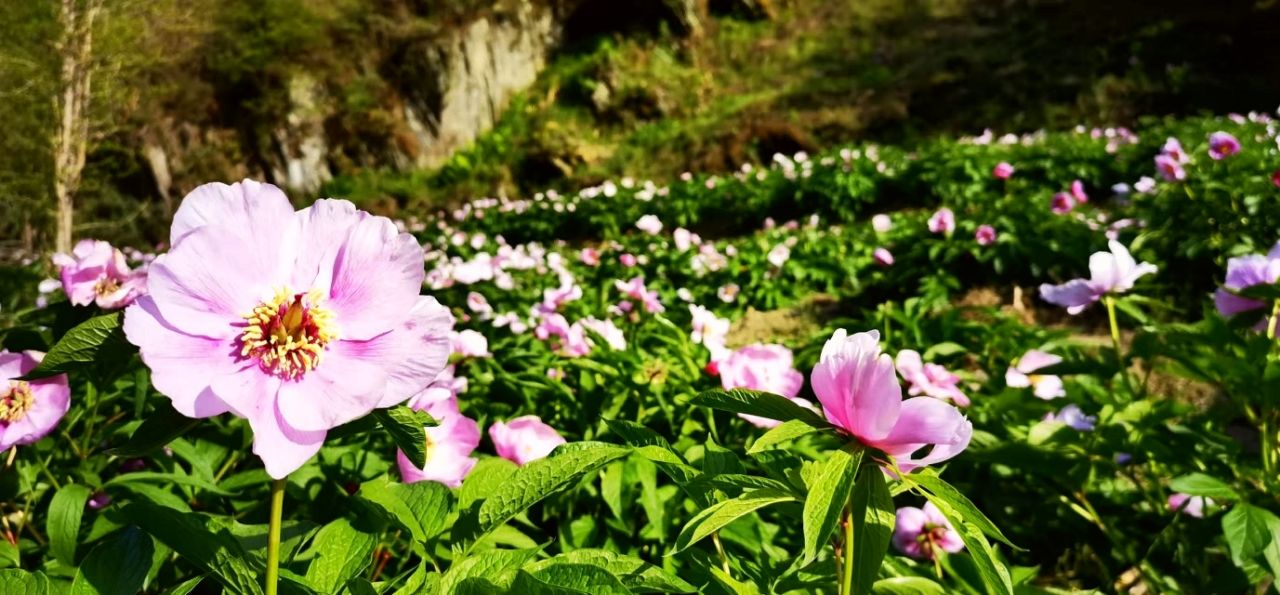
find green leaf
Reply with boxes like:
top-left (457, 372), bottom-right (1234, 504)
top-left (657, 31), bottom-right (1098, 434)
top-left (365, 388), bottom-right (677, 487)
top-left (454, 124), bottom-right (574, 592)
top-left (802, 448), bottom-right (863, 563)
top-left (106, 471), bottom-right (235, 496)
top-left (471, 443), bottom-right (631, 544)
top-left (511, 564), bottom-right (631, 594)
top-left (848, 467), bottom-right (894, 595)
top-left (303, 518), bottom-right (377, 593)
top-left (907, 470), bottom-right (1017, 548)
top-left (104, 403), bottom-right (202, 457)
top-left (673, 488), bottom-right (798, 553)
top-left (69, 527), bottom-right (154, 595)
top-left (748, 419), bottom-right (823, 454)
top-left (19, 312), bottom-right (124, 379)
top-left (691, 389), bottom-right (829, 427)
top-left (871, 576), bottom-right (947, 594)
top-left (168, 577), bottom-right (204, 595)
top-left (1222, 504), bottom-right (1280, 573)
top-left (120, 501), bottom-right (264, 595)
top-left (706, 566), bottom-right (761, 594)
top-left (1169, 473), bottom-right (1240, 500)
top-left (439, 549), bottom-right (538, 593)
top-left (0, 569), bottom-right (56, 594)
top-left (526, 549), bottom-right (695, 593)
top-left (370, 407), bottom-right (436, 469)
top-left (457, 457), bottom-right (518, 509)
top-left (952, 521), bottom-right (1014, 595)
top-left (356, 475), bottom-right (452, 545)
top-left (47, 483), bottom-right (93, 566)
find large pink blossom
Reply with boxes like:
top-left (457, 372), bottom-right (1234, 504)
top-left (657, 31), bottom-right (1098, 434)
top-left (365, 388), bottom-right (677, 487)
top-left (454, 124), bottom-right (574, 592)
top-left (53, 240), bottom-right (147, 309)
top-left (0, 351), bottom-right (70, 452)
top-left (895, 350), bottom-right (969, 407)
top-left (719, 344), bottom-right (807, 428)
top-left (1207, 131), bottom-right (1241, 160)
top-left (397, 366), bottom-right (480, 487)
top-left (124, 180), bottom-right (453, 478)
top-left (489, 415), bottom-right (565, 465)
top-left (811, 330), bottom-right (971, 473)
top-left (892, 502), bottom-right (965, 560)
top-left (1039, 241), bottom-right (1157, 314)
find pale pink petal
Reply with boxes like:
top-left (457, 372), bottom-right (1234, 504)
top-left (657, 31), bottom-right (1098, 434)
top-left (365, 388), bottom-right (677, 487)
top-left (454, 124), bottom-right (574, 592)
top-left (372, 297), bottom-right (454, 408)
top-left (274, 348), bottom-right (390, 432)
top-left (123, 296), bottom-right (234, 418)
top-left (1016, 350), bottom-right (1062, 373)
top-left (170, 180), bottom-right (295, 247)
top-left (1039, 279), bottom-right (1099, 313)
top-left (810, 330), bottom-right (901, 441)
top-left (319, 212), bottom-right (426, 340)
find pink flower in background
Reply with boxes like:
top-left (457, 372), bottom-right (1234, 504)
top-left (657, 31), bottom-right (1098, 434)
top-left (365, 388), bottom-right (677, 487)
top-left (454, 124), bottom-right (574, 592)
top-left (466, 292), bottom-right (492, 319)
top-left (1051, 192), bottom-right (1075, 214)
top-left (717, 283), bottom-right (740, 303)
top-left (673, 228), bottom-right (698, 252)
top-left (124, 180), bottom-right (453, 478)
top-left (635, 214), bottom-right (663, 235)
top-left (490, 416), bottom-right (566, 465)
top-left (541, 282), bottom-right (583, 312)
top-left (1039, 241), bottom-right (1157, 314)
top-left (927, 208), bottom-right (955, 235)
top-left (579, 247), bottom-right (601, 266)
top-left (53, 239), bottom-right (147, 309)
top-left (1168, 493), bottom-right (1213, 518)
top-left (0, 351), bottom-right (70, 452)
top-left (1155, 154), bottom-right (1186, 182)
top-left (811, 329), bottom-right (972, 472)
top-left (614, 276), bottom-right (664, 313)
top-left (1070, 180), bottom-right (1089, 204)
top-left (718, 344), bottom-right (806, 428)
top-left (689, 304), bottom-right (731, 361)
top-left (767, 244), bottom-right (791, 268)
top-left (893, 502), bottom-right (965, 560)
top-left (1207, 131), bottom-right (1240, 160)
top-left (1271, 170), bottom-right (1280, 188)
top-left (578, 317), bottom-right (626, 351)
top-left (619, 253), bottom-right (638, 267)
top-left (1161, 137), bottom-right (1188, 163)
top-left (1134, 176), bottom-right (1157, 193)
top-left (992, 162), bottom-right (1014, 180)
top-left (872, 214), bottom-right (893, 233)
top-left (894, 350), bottom-right (969, 406)
top-left (1213, 242), bottom-right (1280, 329)
top-left (451, 330), bottom-right (491, 358)
top-left (1005, 350), bottom-right (1065, 400)
top-left (873, 248), bottom-right (894, 267)
top-left (397, 367), bottom-right (480, 487)
top-left (974, 225), bottom-right (997, 246)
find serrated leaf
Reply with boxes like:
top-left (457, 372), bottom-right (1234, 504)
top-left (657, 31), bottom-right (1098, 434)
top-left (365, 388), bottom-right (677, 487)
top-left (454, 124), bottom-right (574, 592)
top-left (748, 420), bottom-right (823, 454)
top-left (691, 389), bottom-right (829, 427)
top-left (471, 443), bottom-right (630, 544)
top-left (371, 407), bottom-right (436, 469)
top-left (356, 475), bottom-right (452, 545)
top-left (849, 467), bottom-right (894, 595)
top-left (673, 488), bottom-right (797, 554)
top-left (120, 501), bottom-right (264, 595)
top-left (511, 564), bottom-right (631, 594)
top-left (19, 312), bottom-right (124, 379)
top-left (1169, 473), bottom-right (1239, 500)
top-left (47, 483), bottom-right (93, 567)
top-left (69, 527), bottom-right (154, 595)
top-left (526, 549), bottom-right (695, 593)
top-left (907, 471), bottom-right (1016, 548)
top-left (803, 448), bottom-right (863, 563)
top-left (105, 403), bottom-right (201, 457)
top-left (0, 569), bottom-right (55, 594)
top-left (457, 457), bottom-right (519, 509)
top-left (303, 518), bottom-right (377, 593)
top-left (440, 549), bottom-right (538, 593)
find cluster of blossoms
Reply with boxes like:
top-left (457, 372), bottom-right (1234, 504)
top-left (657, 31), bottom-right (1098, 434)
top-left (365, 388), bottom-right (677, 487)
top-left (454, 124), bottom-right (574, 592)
top-left (53, 239), bottom-right (150, 309)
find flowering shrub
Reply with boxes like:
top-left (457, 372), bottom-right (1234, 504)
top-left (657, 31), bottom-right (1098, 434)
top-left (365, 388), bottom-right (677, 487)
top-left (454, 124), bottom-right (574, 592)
top-left (0, 112), bottom-right (1279, 593)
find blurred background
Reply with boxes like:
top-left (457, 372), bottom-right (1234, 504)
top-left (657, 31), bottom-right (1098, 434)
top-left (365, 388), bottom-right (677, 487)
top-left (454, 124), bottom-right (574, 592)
top-left (3, 0), bottom-right (1278, 254)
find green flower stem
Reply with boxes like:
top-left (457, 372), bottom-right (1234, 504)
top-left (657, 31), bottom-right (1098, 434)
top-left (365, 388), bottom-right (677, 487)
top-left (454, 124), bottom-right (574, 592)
top-left (265, 478), bottom-right (286, 595)
top-left (841, 497), bottom-right (855, 595)
top-left (1267, 299), bottom-right (1280, 341)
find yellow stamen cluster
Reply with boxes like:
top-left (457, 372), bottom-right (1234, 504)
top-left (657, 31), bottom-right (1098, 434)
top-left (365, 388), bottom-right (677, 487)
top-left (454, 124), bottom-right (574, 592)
top-left (0, 381), bottom-right (34, 423)
top-left (94, 277), bottom-right (121, 296)
top-left (238, 288), bottom-right (337, 379)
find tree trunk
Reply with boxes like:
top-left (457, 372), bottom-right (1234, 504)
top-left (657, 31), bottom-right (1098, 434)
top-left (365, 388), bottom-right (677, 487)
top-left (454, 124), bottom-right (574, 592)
top-left (52, 0), bottom-right (100, 254)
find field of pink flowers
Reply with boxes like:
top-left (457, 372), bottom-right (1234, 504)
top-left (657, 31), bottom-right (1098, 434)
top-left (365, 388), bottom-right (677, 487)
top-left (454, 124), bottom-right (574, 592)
top-left (2, 113), bottom-right (1280, 594)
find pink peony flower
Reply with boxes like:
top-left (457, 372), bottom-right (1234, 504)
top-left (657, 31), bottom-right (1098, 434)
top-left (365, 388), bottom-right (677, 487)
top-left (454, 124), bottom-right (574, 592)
top-left (0, 351), bottom-right (70, 452)
top-left (578, 317), bottom-right (626, 351)
top-left (1271, 170), bottom-right (1280, 188)
top-left (894, 350), bottom-right (969, 407)
top-left (1161, 138), bottom-right (1188, 163)
top-left (1134, 176), bottom-right (1157, 193)
top-left (717, 283), bottom-right (739, 303)
top-left (1207, 132), bottom-right (1240, 160)
top-left (466, 292), bottom-right (492, 319)
top-left (673, 228), bottom-right (698, 252)
top-left (619, 253), bottom-right (638, 267)
top-left (1155, 154), bottom-right (1186, 182)
top-left (614, 276), bottom-right (664, 313)
top-left (871, 214), bottom-right (893, 233)
top-left (489, 415), bottom-right (566, 465)
top-left (718, 344), bottom-right (806, 428)
top-left (53, 240), bottom-right (147, 309)
top-left (397, 367), bottom-right (480, 487)
top-left (927, 208), bottom-right (955, 235)
top-left (873, 248), bottom-right (894, 267)
top-left (451, 330), bottom-right (491, 358)
top-left (767, 244), bottom-right (791, 268)
top-left (1213, 242), bottom-right (1280, 329)
top-left (974, 225), bottom-right (997, 246)
top-left (992, 162), bottom-right (1014, 180)
top-left (811, 330), bottom-right (972, 473)
top-left (124, 180), bottom-right (453, 478)
top-left (579, 248), bottom-right (601, 266)
top-left (1005, 350), bottom-right (1065, 400)
top-left (635, 214), bottom-right (663, 235)
top-left (1039, 240), bottom-right (1157, 314)
top-left (1168, 493), bottom-right (1213, 518)
top-left (893, 502), bottom-right (965, 560)
top-left (1051, 192), bottom-right (1075, 214)
top-left (1070, 180), bottom-right (1089, 204)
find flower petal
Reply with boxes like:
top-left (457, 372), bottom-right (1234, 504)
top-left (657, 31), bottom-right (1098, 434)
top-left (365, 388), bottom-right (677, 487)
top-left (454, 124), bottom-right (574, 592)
top-left (274, 347), bottom-right (390, 432)
top-left (123, 296), bottom-right (236, 418)
top-left (170, 180), bottom-right (295, 247)
top-left (315, 208), bottom-right (426, 340)
top-left (810, 329), bottom-right (901, 441)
